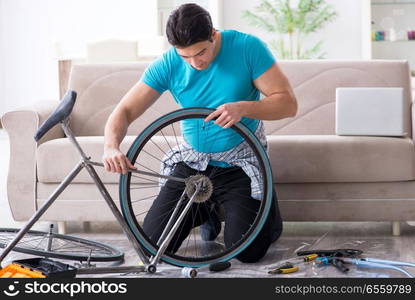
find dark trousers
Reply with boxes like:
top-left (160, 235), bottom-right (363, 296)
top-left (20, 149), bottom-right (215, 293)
top-left (142, 162), bottom-right (283, 263)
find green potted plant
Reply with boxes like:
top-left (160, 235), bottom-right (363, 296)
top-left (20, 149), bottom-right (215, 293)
top-left (242, 0), bottom-right (337, 59)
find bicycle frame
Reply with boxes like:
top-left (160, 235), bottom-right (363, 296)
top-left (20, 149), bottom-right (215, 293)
top-left (0, 119), bottom-right (201, 274)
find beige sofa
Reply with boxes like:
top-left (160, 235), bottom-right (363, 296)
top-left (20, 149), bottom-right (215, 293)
top-left (2, 60), bottom-right (414, 235)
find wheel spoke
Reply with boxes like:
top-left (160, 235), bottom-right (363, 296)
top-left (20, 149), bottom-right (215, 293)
top-left (148, 137), bottom-right (169, 157)
top-left (160, 129), bottom-right (176, 155)
top-left (130, 184), bottom-right (162, 190)
top-left (171, 123), bottom-right (185, 163)
top-left (131, 194), bottom-right (160, 203)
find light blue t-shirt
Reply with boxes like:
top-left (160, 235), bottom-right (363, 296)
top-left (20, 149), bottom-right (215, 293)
top-left (141, 30), bottom-right (275, 155)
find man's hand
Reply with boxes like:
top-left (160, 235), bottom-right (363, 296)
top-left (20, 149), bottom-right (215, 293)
top-left (204, 102), bottom-right (245, 128)
top-left (103, 147), bottom-right (137, 174)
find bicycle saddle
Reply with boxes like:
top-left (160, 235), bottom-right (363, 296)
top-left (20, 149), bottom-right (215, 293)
top-left (34, 90), bottom-right (77, 142)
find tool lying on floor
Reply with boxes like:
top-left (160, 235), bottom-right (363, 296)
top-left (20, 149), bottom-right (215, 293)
top-left (181, 261), bottom-right (232, 278)
top-left (268, 254), bottom-right (318, 275)
top-left (297, 249), bottom-right (363, 259)
top-left (268, 262), bottom-right (299, 274)
top-left (0, 258), bottom-right (76, 278)
top-left (342, 257), bottom-right (415, 278)
top-left (209, 261), bottom-right (231, 272)
top-left (297, 248), bottom-right (415, 277)
top-left (77, 261), bottom-right (231, 278)
top-left (297, 249), bottom-right (363, 274)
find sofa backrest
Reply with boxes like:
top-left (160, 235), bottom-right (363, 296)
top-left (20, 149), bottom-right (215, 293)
top-left (267, 60), bottom-right (412, 137)
top-left (67, 62), bottom-right (180, 137)
top-left (67, 60), bottom-right (413, 137)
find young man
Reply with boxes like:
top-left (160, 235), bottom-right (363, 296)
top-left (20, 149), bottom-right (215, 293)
top-left (103, 3), bottom-right (297, 263)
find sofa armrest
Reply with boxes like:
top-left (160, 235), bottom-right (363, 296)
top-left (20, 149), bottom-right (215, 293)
top-left (1, 101), bottom-right (64, 221)
top-left (412, 95), bottom-right (415, 143)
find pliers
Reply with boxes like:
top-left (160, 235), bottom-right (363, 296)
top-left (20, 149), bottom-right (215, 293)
top-left (268, 254), bottom-right (318, 275)
top-left (268, 262), bottom-right (299, 274)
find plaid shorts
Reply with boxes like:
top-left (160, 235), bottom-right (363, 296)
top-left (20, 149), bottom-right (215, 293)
top-left (160, 121), bottom-right (268, 200)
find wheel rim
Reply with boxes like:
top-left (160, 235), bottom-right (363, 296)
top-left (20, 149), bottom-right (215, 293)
top-left (120, 108), bottom-right (273, 267)
top-left (0, 228), bottom-right (124, 262)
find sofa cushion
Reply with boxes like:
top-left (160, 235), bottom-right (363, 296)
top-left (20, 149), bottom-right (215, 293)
top-left (268, 135), bottom-right (415, 183)
top-left (37, 135), bottom-right (415, 184)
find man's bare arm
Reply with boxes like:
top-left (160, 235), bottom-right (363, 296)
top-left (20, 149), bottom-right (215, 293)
top-left (204, 63), bottom-right (298, 128)
top-left (244, 63), bottom-right (297, 119)
top-left (103, 82), bottom-right (160, 173)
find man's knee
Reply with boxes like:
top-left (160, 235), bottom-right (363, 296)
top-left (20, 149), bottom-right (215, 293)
top-left (236, 245), bottom-right (269, 263)
top-left (235, 221), bottom-right (283, 263)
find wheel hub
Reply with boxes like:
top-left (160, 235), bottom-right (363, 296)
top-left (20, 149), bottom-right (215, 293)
top-left (185, 174), bottom-right (213, 203)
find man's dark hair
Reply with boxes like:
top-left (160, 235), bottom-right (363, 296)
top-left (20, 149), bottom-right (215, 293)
top-left (166, 3), bottom-right (213, 48)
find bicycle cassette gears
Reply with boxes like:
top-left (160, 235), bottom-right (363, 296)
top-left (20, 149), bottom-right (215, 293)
top-left (185, 174), bottom-right (213, 203)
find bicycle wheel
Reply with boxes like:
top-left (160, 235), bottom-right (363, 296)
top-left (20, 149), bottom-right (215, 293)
top-left (0, 228), bottom-right (124, 262)
top-left (120, 107), bottom-right (273, 268)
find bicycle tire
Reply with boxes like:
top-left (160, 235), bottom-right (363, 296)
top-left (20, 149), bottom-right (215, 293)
top-left (120, 107), bottom-right (273, 268)
top-left (0, 228), bottom-right (124, 262)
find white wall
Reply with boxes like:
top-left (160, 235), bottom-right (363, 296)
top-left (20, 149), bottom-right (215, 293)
top-left (0, 0), bottom-right (158, 116)
top-left (157, 0), bottom-right (223, 35)
top-left (1, 0), bottom-right (57, 116)
top-left (0, 0), bottom-right (4, 116)
top-left (0, 0), bottom-right (372, 117)
top-left (222, 0), bottom-right (368, 59)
